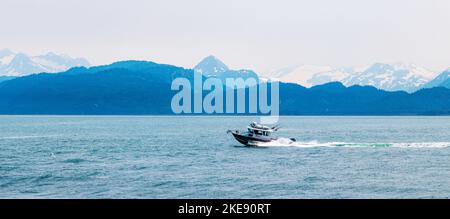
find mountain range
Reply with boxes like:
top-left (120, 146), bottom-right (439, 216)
top-left (1, 50), bottom-right (449, 92)
top-left (0, 57), bottom-right (449, 115)
top-left (0, 48), bottom-right (90, 77)
top-left (265, 62), bottom-right (439, 92)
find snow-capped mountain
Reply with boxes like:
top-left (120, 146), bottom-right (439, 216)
top-left (342, 63), bottom-right (436, 92)
top-left (441, 76), bottom-right (450, 88)
top-left (267, 65), bottom-right (333, 86)
top-left (307, 67), bottom-right (357, 87)
top-left (0, 49), bottom-right (16, 66)
top-left (266, 63), bottom-right (437, 92)
top-left (194, 55), bottom-right (259, 81)
top-left (194, 55), bottom-right (229, 77)
top-left (423, 69), bottom-right (450, 89)
top-left (0, 49), bottom-right (90, 76)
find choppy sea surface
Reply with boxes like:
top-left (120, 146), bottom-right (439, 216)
top-left (0, 116), bottom-right (449, 198)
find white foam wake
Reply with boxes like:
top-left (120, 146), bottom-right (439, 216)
top-left (255, 138), bottom-right (450, 148)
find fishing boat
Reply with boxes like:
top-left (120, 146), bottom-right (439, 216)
top-left (227, 122), bottom-right (296, 146)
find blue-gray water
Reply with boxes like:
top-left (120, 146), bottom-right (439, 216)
top-left (1, 116), bottom-right (449, 198)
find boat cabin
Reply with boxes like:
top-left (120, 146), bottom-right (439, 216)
top-left (247, 127), bottom-right (272, 136)
top-left (247, 122), bottom-right (275, 137)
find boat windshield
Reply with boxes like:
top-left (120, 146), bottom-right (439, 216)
top-left (249, 129), bottom-right (270, 136)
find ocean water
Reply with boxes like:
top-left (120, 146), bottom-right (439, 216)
top-left (0, 116), bottom-right (449, 198)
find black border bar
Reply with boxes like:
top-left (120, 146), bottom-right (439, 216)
top-left (0, 199), bottom-right (448, 217)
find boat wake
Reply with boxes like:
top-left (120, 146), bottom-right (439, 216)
top-left (255, 138), bottom-right (450, 148)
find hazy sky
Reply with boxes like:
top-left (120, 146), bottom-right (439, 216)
top-left (1, 0), bottom-right (450, 72)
